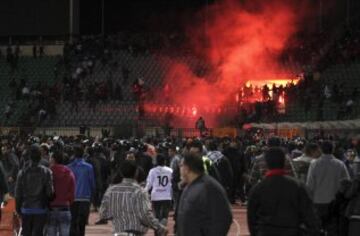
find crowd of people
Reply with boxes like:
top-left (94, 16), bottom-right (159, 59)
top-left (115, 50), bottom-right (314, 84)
top-left (237, 71), bottom-right (360, 124)
top-left (1, 21), bottom-right (360, 127)
top-left (0, 130), bottom-right (360, 235)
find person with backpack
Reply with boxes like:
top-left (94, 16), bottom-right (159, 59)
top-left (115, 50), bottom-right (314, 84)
top-left (15, 144), bottom-right (54, 236)
top-left (204, 139), bottom-right (234, 202)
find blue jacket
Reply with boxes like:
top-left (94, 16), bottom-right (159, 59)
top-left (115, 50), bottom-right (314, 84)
top-left (68, 158), bottom-right (95, 201)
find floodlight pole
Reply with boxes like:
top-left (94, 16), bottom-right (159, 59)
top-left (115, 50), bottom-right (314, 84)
top-left (69, 0), bottom-right (74, 43)
top-left (319, 0), bottom-right (323, 32)
top-left (101, 0), bottom-right (105, 36)
top-left (346, 0), bottom-right (350, 27)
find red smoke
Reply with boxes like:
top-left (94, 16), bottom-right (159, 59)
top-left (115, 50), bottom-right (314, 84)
top-left (148, 0), bottom-right (308, 127)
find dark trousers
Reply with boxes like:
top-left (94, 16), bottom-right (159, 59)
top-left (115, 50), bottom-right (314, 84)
top-left (153, 200), bottom-right (171, 236)
top-left (22, 213), bottom-right (47, 236)
top-left (94, 186), bottom-right (107, 208)
top-left (315, 203), bottom-right (337, 236)
top-left (70, 201), bottom-right (90, 236)
top-left (348, 219), bottom-right (360, 236)
top-left (152, 200), bottom-right (171, 222)
top-left (173, 191), bottom-right (182, 234)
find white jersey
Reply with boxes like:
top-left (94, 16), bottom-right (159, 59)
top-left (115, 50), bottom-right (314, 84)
top-left (145, 166), bottom-right (173, 201)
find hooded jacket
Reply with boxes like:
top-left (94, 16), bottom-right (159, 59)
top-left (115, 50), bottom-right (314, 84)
top-left (0, 163), bottom-right (8, 201)
top-left (50, 164), bottom-right (75, 207)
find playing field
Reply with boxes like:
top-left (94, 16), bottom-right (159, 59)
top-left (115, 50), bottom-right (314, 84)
top-left (86, 204), bottom-right (250, 236)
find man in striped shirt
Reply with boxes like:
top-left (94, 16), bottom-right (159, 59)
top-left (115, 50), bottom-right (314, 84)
top-left (100, 160), bottom-right (167, 236)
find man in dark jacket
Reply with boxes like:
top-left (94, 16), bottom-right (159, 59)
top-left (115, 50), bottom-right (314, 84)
top-left (247, 147), bottom-right (321, 236)
top-left (0, 163), bottom-right (8, 198)
top-left (345, 173), bottom-right (360, 236)
top-left (136, 145), bottom-right (154, 178)
top-left (223, 141), bottom-right (247, 203)
top-left (15, 144), bottom-right (54, 236)
top-left (205, 140), bottom-right (234, 202)
top-left (1, 144), bottom-right (19, 194)
top-left (68, 145), bottom-right (95, 236)
top-left (0, 162), bottom-right (9, 220)
top-left (177, 153), bottom-right (232, 236)
top-left (87, 145), bottom-right (110, 210)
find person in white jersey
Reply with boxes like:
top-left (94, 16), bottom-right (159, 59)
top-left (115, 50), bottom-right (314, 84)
top-left (145, 154), bottom-right (173, 234)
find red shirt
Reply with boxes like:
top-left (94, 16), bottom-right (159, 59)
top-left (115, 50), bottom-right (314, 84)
top-left (50, 164), bottom-right (75, 207)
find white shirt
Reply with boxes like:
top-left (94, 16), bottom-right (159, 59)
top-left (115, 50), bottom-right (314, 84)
top-left (145, 166), bottom-right (173, 201)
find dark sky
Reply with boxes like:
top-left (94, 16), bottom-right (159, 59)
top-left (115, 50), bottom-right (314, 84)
top-left (79, 0), bottom-right (360, 35)
top-left (0, 0), bottom-right (69, 36)
top-left (0, 0), bottom-right (358, 37)
top-left (79, 0), bottom-right (210, 34)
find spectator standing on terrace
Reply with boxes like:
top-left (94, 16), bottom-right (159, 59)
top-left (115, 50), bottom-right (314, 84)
top-left (22, 85), bottom-right (30, 99)
top-left (32, 44), bottom-right (37, 58)
top-left (48, 151), bottom-right (75, 236)
top-left (67, 145), bottom-right (95, 236)
top-left (262, 84), bottom-right (270, 101)
top-left (14, 43), bottom-right (20, 69)
top-left (14, 43), bottom-right (20, 58)
top-left (177, 153), bottom-right (232, 236)
top-left (4, 103), bottom-right (13, 120)
top-left (6, 44), bottom-right (12, 64)
top-left (114, 83), bottom-right (123, 101)
top-left (195, 117), bottom-right (206, 136)
top-left (307, 141), bottom-right (350, 236)
top-left (247, 148), bottom-right (321, 236)
top-left (15, 144), bottom-right (54, 236)
top-left (38, 108), bottom-right (47, 124)
top-left (99, 160), bottom-right (168, 236)
top-left (39, 43), bottom-right (45, 57)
